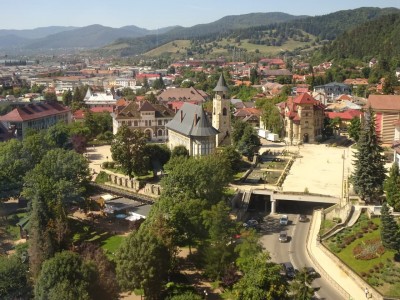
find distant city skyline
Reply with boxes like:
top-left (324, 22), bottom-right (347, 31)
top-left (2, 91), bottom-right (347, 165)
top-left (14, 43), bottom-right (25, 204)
top-left (1, 0), bottom-right (400, 30)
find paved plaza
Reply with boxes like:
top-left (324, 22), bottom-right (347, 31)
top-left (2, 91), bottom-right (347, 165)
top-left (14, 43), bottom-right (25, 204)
top-left (282, 144), bottom-right (354, 197)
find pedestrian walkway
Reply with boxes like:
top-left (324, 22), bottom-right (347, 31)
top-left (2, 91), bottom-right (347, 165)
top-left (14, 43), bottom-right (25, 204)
top-left (308, 209), bottom-right (372, 300)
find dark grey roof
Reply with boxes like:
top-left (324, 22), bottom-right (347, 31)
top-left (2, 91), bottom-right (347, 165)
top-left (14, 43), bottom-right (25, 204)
top-left (166, 103), bottom-right (219, 137)
top-left (213, 74), bottom-right (229, 92)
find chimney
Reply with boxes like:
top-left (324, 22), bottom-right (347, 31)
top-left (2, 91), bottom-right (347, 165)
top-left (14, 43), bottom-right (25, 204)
top-left (180, 110), bottom-right (183, 122)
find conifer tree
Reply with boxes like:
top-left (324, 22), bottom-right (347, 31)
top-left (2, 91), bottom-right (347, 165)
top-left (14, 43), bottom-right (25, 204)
top-left (352, 107), bottom-right (386, 202)
top-left (384, 162), bottom-right (400, 211)
top-left (380, 202), bottom-right (400, 251)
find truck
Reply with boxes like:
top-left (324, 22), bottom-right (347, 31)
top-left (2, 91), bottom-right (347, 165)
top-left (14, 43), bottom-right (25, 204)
top-left (267, 133), bottom-right (279, 142)
top-left (258, 129), bottom-right (270, 139)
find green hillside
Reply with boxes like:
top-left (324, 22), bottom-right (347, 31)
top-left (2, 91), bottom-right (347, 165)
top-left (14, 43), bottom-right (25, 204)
top-left (317, 13), bottom-right (400, 62)
top-left (99, 7), bottom-right (400, 58)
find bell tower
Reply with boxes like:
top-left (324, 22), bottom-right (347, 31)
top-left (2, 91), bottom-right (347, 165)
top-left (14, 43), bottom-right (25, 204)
top-left (212, 73), bottom-right (231, 147)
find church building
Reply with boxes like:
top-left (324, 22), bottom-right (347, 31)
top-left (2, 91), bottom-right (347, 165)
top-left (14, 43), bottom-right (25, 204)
top-left (166, 74), bottom-right (231, 156)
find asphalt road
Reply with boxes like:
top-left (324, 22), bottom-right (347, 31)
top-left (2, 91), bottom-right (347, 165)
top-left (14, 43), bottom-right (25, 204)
top-left (258, 212), bottom-right (345, 300)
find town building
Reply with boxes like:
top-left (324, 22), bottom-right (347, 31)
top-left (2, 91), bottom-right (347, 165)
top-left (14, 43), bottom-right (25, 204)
top-left (157, 87), bottom-right (209, 105)
top-left (165, 74), bottom-right (231, 156)
top-left (112, 101), bottom-right (175, 142)
top-left (280, 93), bottom-right (325, 144)
top-left (0, 101), bottom-right (71, 139)
top-left (368, 95), bottom-right (400, 144)
top-left (166, 102), bottom-right (219, 156)
top-left (84, 87), bottom-right (117, 108)
top-left (313, 82), bottom-right (351, 102)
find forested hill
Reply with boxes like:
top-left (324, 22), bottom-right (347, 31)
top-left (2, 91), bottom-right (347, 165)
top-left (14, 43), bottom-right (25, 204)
top-left (101, 12), bottom-right (306, 56)
top-left (288, 7), bottom-right (399, 40)
top-left (317, 13), bottom-right (400, 61)
top-left (101, 7), bottom-right (400, 57)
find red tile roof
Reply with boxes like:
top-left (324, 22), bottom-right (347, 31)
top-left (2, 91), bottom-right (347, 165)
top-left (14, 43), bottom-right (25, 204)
top-left (368, 95), bottom-right (400, 111)
top-left (293, 93), bottom-right (318, 105)
top-left (325, 109), bottom-right (362, 121)
top-left (0, 102), bottom-right (70, 122)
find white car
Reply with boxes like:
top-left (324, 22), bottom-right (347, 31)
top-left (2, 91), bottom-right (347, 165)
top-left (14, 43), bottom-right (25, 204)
top-left (279, 215), bottom-right (288, 225)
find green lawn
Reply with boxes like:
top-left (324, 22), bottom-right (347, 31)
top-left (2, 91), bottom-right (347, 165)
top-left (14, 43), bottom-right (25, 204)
top-left (325, 215), bottom-right (400, 297)
top-left (101, 235), bottom-right (126, 256)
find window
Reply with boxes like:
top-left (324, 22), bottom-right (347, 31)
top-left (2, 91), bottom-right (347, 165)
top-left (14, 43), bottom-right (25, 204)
top-left (158, 120), bottom-right (162, 126)
top-left (223, 107), bottom-right (227, 116)
top-left (134, 121), bottom-right (138, 126)
top-left (128, 121), bottom-right (132, 126)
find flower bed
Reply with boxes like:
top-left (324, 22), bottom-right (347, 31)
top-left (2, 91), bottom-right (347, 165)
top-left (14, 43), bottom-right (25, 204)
top-left (353, 238), bottom-right (385, 260)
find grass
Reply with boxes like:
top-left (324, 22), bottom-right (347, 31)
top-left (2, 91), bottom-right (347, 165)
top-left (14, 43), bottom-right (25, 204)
top-left (145, 40), bottom-right (191, 56)
top-left (319, 219), bottom-right (336, 235)
top-left (101, 235), bottom-right (126, 255)
top-left (143, 33), bottom-right (317, 58)
top-left (325, 215), bottom-right (400, 297)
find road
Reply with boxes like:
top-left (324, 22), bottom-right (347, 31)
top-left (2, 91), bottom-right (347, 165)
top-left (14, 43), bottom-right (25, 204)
top-left (258, 212), bottom-right (345, 300)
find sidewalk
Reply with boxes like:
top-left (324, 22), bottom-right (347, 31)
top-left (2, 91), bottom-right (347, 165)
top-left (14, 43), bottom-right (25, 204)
top-left (307, 209), bottom-right (372, 300)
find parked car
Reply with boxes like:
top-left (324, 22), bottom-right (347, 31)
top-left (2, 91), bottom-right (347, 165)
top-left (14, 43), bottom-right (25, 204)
top-left (243, 219), bottom-right (259, 229)
top-left (279, 215), bottom-right (289, 225)
top-left (282, 262), bottom-right (296, 279)
top-left (305, 267), bottom-right (320, 278)
top-left (299, 214), bottom-right (308, 222)
top-left (279, 231), bottom-right (288, 242)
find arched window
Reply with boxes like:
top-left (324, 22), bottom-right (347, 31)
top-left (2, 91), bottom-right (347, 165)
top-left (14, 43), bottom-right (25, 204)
top-left (223, 107), bottom-right (227, 116)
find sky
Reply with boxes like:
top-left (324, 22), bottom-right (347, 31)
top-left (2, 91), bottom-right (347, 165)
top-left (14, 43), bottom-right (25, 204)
top-left (2, 0), bottom-right (400, 30)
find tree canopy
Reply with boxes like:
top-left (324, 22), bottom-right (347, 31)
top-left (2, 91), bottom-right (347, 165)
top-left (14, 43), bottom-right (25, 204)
top-left (35, 251), bottom-right (96, 300)
top-left (111, 125), bottom-right (149, 178)
top-left (352, 108), bottom-right (386, 202)
top-left (115, 228), bottom-right (170, 299)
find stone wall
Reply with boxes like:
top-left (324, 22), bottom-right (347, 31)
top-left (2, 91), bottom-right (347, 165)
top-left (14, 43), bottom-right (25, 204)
top-left (143, 183), bottom-right (161, 196)
top-left (108, 174), bottom-right (141, 191)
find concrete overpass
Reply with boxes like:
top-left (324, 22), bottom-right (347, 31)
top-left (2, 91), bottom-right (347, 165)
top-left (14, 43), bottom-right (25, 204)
top-left (250, 189), bottom-right (339, 214)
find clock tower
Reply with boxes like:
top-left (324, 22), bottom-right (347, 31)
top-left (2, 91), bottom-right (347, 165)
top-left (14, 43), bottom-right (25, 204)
top-left (212, 74), bottom-right (231, 147)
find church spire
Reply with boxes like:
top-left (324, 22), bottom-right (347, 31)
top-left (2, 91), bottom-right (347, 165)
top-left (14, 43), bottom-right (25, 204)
top-left (213, 73), bottom-right (229, 92)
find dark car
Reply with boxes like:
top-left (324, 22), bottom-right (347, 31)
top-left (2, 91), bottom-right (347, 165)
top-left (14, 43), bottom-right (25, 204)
top-left (306, 267), bottom-right (320, 278)
top-left (282, 262), bottom-right (296, 279)
top-left (299, 214), bottom-right (309, 222)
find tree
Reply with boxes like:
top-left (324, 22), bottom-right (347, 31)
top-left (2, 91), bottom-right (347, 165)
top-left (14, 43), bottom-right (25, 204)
top-left (384, 162), bottom-right (400, 211)
top-left (235, 229), bottom-right (263, 273)
top-left (237, 125), bottom-right (261, 160)
top-left (45, 122), bottom-right (71, 149)
top-left (233, 253), bottom-right (288, 300)
top-left (146, 92), bottom-right (157, 104)
top-left (218, 145), bottom-right (242, 172)
top-left (290, 267), bottom-right (315, 300)
top-left (348, 117), bottom-right (361, 142)
top-left (380, 202), bottom-right (400, 251)
top-left (62, 90), bottom-right (73, 106)
top-left (260, 100), bottom-right (283, 135)
top-left (352, 108), bottom-right (386, 202)
top-left (201, 201), bottom-right (235, 280)
top-left (171, 145), bottom-right (189, 158)
top-left (111, 125), bottom-right (149, 178)
top-left (44, 92), bottom-right (57, 101)
top-left (80, 243), bottom-right (120, 300)
top-left (161, 154), bottom-right (232, 205)
top-left (35, 251), bottom-right (96, 300)
top-left (152, 74), bottom-right (165, 90)
top-left (83, 110), bottom-right (112, 139)
top-left (115, 228), bottom-right (170, 299)
top-left (0, 255), bottom-right (30, 299)
top-left (144, 143), bottom-right (171, 176)
top-left (24, 148), bottom-right (91, 275)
